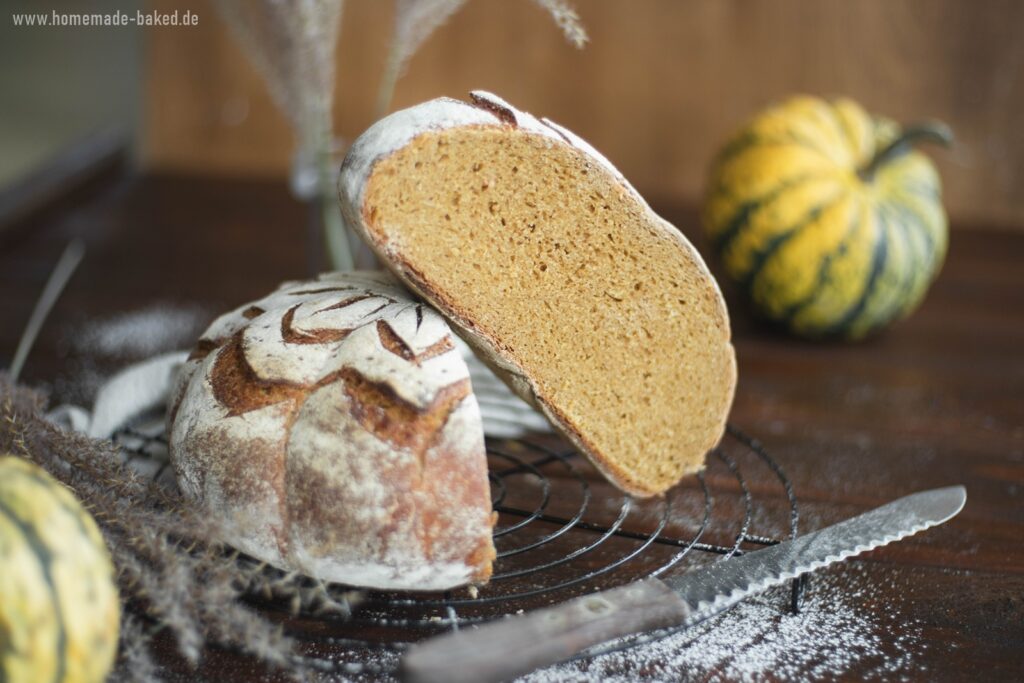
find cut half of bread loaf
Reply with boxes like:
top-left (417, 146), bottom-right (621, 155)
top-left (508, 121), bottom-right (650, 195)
top-left (339, 92), bottom-right (737, 497)
top-left (169, 272), bottom-right (495, 590)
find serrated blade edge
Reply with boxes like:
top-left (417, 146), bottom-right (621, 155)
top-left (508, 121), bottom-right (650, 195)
top-left (664, 486), bottom-right (966, 622)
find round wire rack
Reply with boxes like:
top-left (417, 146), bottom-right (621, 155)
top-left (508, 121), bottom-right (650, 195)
top-left (115, 421), bottom-right (801, 678)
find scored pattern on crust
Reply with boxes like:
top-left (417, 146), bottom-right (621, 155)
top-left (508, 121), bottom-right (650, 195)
top-left (169, 271), bottom-right (495, 590)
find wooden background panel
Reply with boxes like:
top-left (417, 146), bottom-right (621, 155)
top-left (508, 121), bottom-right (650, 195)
top-left (143, 0), bottom-right (1024, 228)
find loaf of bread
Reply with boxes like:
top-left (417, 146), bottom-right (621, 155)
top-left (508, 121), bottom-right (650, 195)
top-left (339, 91), bottom-right (737, 497)
top-left (168, 272), bottom-right (496, 590)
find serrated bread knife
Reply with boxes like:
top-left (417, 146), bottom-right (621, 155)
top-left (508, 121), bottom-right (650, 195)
top-left (401, 485), bottom-right (966, 683)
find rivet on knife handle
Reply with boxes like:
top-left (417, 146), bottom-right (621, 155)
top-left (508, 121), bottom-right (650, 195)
top-left (399, 577), bottom-right (690, 683)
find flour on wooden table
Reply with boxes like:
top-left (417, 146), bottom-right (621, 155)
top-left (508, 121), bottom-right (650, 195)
top-left (313, 564), bottom-right (926, 682)
top-left (53, 304), bottom-right (208, 404)
top-left (518, 564), bottom-right (926, 682)
top-left (75, 304), bottom-right (208, 359)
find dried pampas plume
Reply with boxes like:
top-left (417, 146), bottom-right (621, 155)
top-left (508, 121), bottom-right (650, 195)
top-left (375, 0), bottom-right (469, 116)
top-left (214, 0), bottom-right (343, 155)
top-left (376, 0), bottom-right (589, 116)
top-left (214, 0), bottom-right (354, 271)
top-left (532, 0), bottom-right (589, 49)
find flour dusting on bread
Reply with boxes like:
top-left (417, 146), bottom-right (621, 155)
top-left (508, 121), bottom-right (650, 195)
top-left (170, 272), bottom-right (495, 590)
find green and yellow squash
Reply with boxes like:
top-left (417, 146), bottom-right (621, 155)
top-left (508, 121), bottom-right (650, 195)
top-left (703, 95), bottom-right (952, 339)
top-left (0, 456), bottom-right (119, 683)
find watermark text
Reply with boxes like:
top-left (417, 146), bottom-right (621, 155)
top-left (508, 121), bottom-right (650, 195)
top-left (11, 10), bottom-right (199, 28)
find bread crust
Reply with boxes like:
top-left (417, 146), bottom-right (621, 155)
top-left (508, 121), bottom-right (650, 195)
top-left (169, 272), bottom-right (495, 589)
top-left (339, 92), bottom-right (737, 497)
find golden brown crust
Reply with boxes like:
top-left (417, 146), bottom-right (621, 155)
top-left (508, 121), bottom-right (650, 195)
top-left (341, 369), bottom-right (471, 456)
top-left (210, 333), bottom-right (307, 417)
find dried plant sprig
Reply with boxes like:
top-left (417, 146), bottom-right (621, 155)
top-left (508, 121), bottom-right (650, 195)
top-left (8, 239), bottom-right (84, 382)
top-left (375, 0), bottom-right (589, 117)
top-left (214, 0), bottom-right (353, 271)
top-left (117, 616), bottom-right (159, 683)
top-left (214, 0), bottom-right (343, 154)
top-left (531, 0), bottom-right (588, 48)
top-left (375, 0), bottom-right (468, 117)
top-left (0, 377), bottom-right (363, 681)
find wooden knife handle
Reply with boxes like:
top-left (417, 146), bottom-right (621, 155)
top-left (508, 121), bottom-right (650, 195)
top-left (399, 578), bottom-right (691, 683)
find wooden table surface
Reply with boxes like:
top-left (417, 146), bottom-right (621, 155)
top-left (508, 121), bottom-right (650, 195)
top-left (1, 171), bottom-right (1022, 681)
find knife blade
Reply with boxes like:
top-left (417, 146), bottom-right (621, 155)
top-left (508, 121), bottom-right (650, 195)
top-left (400, 485), bottom-right (966, 683)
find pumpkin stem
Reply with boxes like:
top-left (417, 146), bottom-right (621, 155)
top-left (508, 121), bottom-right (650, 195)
top-left (858, 121), bottom-right (954, 182)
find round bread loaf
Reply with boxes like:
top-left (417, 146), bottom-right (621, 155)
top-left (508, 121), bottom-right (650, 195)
top-left (169, 271), bottom-right (496, 590)
top-left (339, 92), bottom-right (737, 497)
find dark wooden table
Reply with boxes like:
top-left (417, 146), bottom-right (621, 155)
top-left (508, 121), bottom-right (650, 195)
top-left (1, 170), bottom-right (1022, 681)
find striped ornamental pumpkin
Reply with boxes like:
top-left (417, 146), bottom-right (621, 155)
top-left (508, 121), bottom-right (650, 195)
top-left (0, 456), bottom-right (120, 683)
top-left (703, 96), bottom-right (952, 339)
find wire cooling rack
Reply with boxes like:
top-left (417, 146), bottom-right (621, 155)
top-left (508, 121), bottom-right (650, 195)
top-left (114, 421), bottom-right (801, 677)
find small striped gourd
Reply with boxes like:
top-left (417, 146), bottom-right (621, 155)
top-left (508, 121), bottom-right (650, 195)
top-left (703, 96), bottom-right (951, 339)
top-left (0, 456), bottom-right (119, 683)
